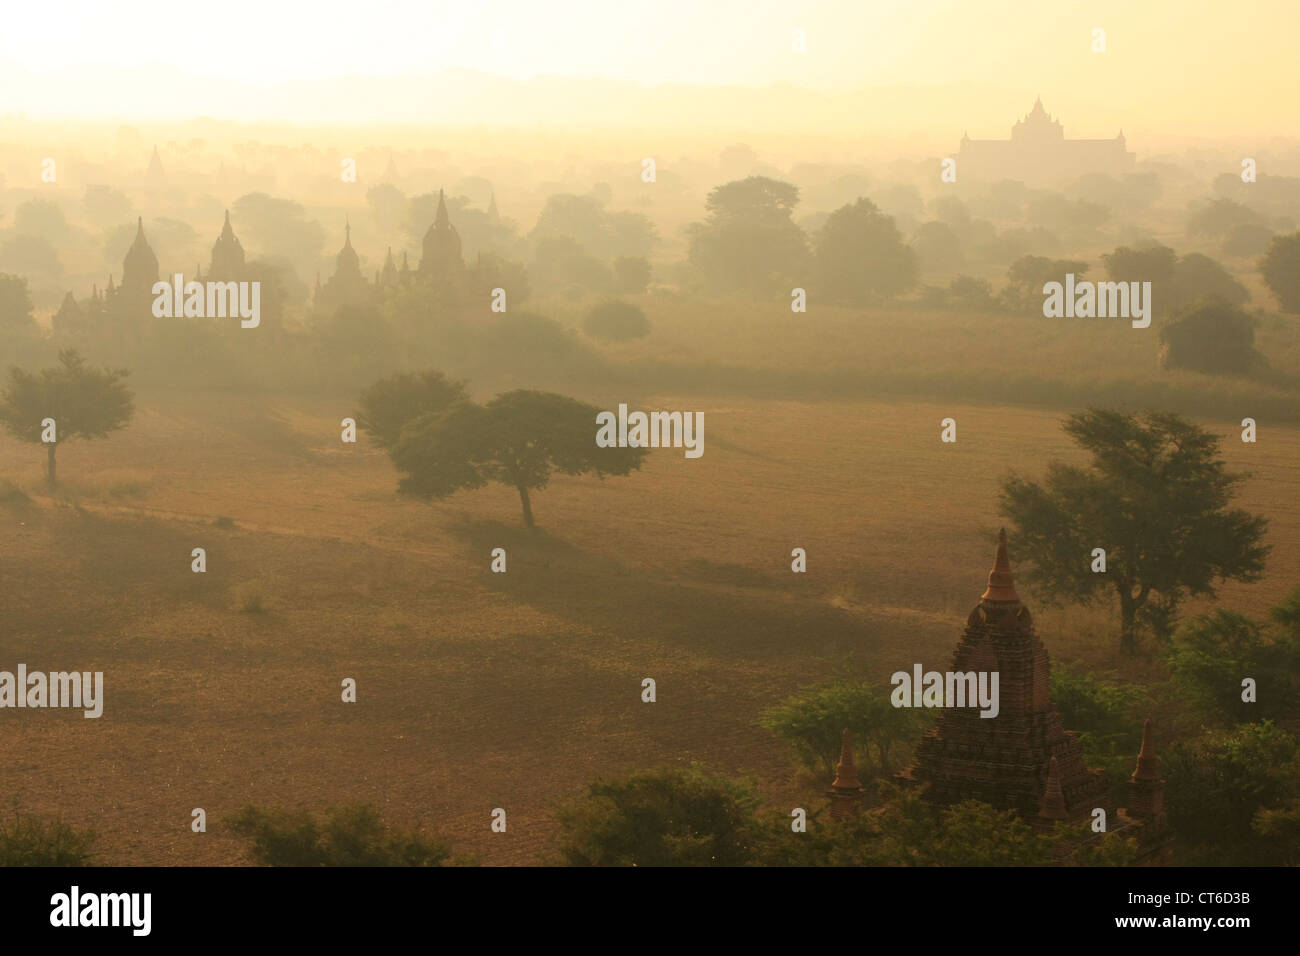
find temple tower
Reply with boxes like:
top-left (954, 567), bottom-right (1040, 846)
top-left (419, 189), bottom-right (463, 276)
top-left (901, 530), bottom-right (1110, 821)
top-left (209, 210), bottom-right (247, 282)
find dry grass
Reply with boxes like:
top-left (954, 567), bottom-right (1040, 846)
top-left (1, 389), bottom-right (1296, 865)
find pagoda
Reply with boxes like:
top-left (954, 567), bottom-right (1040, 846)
top-left (900, 529), bottom-right (1110, 822)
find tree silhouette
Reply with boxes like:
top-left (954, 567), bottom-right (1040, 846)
top-left (1000, 409), bottom-right (1269, 654)
top-left (389, 389), bottom-right (646, 527)
top-left (0, 350), bottom-right (134, 487)
top-left (1260, 232), bottom-right (1300, 313)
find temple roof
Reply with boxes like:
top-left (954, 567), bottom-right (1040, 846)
top-left (980, 528), bottom-right (1020, 603)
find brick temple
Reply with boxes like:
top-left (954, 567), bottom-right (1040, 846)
top-left (821, 529), bottom-right (1172, 860)
top-left (898, 529), bottom-right (1110, 820)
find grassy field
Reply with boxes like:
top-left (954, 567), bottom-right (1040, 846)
top-left (2, 387), bottom-right (1297, 864)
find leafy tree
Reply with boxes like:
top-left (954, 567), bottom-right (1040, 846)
top-left (555, 766), bottom-right (763, 866)
top-left (687, 176), bottom-right (808, 293)
top-left (1187, 198), bottom-right (1264, 240)
top-left (0, 350), bottom-right (134, 487)
top-left (1003, 255), bottom-right (1089, 312)
top-left (1000, 409), bottom-right (1269, 654)
top-left (0, 273), bottom-right (35, 332)
top-left (1100, 243), bottom-right (1177, 288)
top-left (760, 682), bottom-right (928, 779)
top-left (1167, 253), bottom-right (1249, 310)
top-left (531, 236), bottom-right (612, 293)
top-left (1050, 664), bottom-right (1147, 803)
top-left (814, 198), bottom-right (917, 303)
top-left (227, 804), bottom-right (456, 866)
top-left (389, 389), bottom-right (646, 527)
top-left (356, 370), bottom-right (468, 451)
top-left (1163, 722), bottom-right (1299, 864)
top-left (583, 299), bottom-right (649, 341)
top-left (1166, 600), bottom-right (1300, 726)
top-left (1260, 232), bottom-right (1300, 313)
top-left (1158, 302), bottom-right (1262, 375)
top-left (764, 783), bottom-right (1062, 866)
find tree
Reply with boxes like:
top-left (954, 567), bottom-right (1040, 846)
top-left (1163, 722), bottom-right (1299, 864)
top-left (555, 766), bottom-right (763, 866)
top-left (0, 350), bottom-right (134, 487)
top-left (227, 803), bottom-right (456, 866)
top-left (388, 389), bottom-right (646, 527)
top-left (814, 198), bottom-right (917, 303)
top-left (0, 274), bottom-right (35, 333)
top-left (1003, 255), bottom-right (1088, 312)
top-left (1260, 232), bottom-right (1300, 313)
top-left (1000, 409), bottom-right (1269, 654)
top-left (1157, 302), bottom-right (1262, 375)
top-left (1166, 595), bottom-right (1300, 726)
top-left (687, 176), bottom-right (808, 293)
top-left (1167, 253), bottom-right (1249, 310)
top-left (356, 370), bottom-right (468, 451)
top-left (760, 682), bottom-right (929, 779)
top-left (612, 255), bottom-right (651, 294)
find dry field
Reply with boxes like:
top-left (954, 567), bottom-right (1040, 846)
top-left (2, 389), bottom-right (1297, 864)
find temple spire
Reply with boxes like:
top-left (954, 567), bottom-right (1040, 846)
top-left (1132, 719), bottom-right (1160, 782)
top-left (827, 728), bottom-right (864, 819)
top-left (980, 528), bottom-right (1020, 603)
top-left (1038, 757), bottom-right (1068, 821)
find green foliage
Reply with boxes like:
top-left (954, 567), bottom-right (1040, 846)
top-left (1166, 603), bottom-right (1300, 726)
top-left (1001, 408), bottom-right (1270, 653)
top-left (356, 370), bottom-right (468, 451)
top-left (556, 766), bottom-right (762, 866)
top-left (760, 681), bottom-right (929, 779)
top-left (227, 804), bottom-right (455, 866)
top-left (0, 273), bottom-right (35, 332)
top-left (1050, 664), bottom-right (1146, 803)
top-left (1004, 255), bottom-right (1089, 312)
top-left (1158, 302), bottom-right (1262, 375)
top-left (1163, 721), bottom-right (1299, 864)
top-left (0, 804), bottom-right (97, 866)
top-left (765, 784), bottom-right (1057, 866)
top-left (583, 299), bottom-right (650, 341)
top-left (814, 198), bottom-right (917, 303)
top-left (0, 350), bottom-right (135, 486)
top-left (1260, 232), bottom-right (1300, 313)
top-left (389, 388), bottom-right (647, 526)
top-left (688, 177), bottom-right (809, 293)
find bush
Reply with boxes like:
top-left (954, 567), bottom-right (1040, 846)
top-left (1050, 664), bottom-right (1147, 804)
top-left (233, 581), bottom-right (266, 613)
top-left (582, 299), bottom-right (650, 341)
top-left (555, 765), bottom-right (762, 866)
top-left (1163, 722), bottom-right (1299, 864)
top-left (227, 803), bottom-right (455, 866)
top-left (1158, 302), bottom-right (1262, 375)
top-left (761, 681), bottom-right (929, 779)
top-left (0, 805), bottom-right (97, 865)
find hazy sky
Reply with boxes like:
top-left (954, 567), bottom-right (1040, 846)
top-left (2, 0), bottom-right (1295, 135)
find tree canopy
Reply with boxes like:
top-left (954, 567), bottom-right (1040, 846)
top-left (1000, 409), bottom-right (1269, 654)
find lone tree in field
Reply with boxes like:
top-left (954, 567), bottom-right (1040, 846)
top-left (1000, 409), bottom-right (1269, 655)
top-left (387, 388), bottom-right (646, 527)
top-left (0, 350), bottom-right (134, 487)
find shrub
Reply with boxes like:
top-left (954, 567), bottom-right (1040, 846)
top-left (761, 681), bottom-right (929, 779)
top-left (0, 805), bottom-right (97, 865)
top-left (555, 766), bottom-right (762, 866)
top-left (227, 804), bottom-right (455, 866)
top-left (232, 581), bottom-right (265, 614)
top-left (582, 299), bottom-right (650, 341)
top-left (1158, 302), bottom-right (1263, 375)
